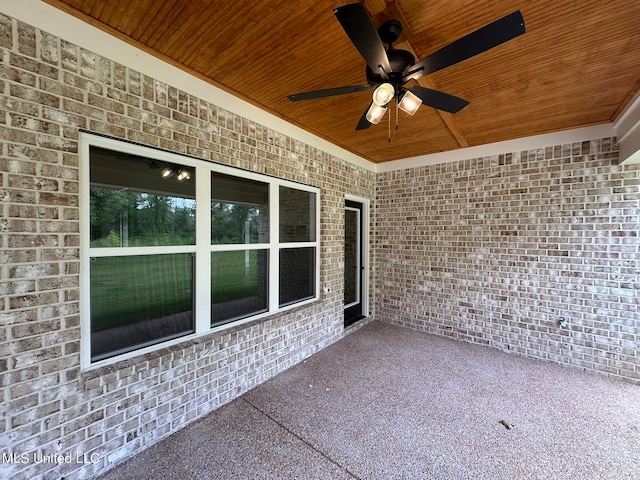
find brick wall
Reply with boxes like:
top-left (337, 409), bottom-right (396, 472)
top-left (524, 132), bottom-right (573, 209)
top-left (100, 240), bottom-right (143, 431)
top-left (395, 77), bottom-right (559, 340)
top-left (0, 13), bottom-right (375, 479)
top-left (375, 139), bottom-right (640, 383)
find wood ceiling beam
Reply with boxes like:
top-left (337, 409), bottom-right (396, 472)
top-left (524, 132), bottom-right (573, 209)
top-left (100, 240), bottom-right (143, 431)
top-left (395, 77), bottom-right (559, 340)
top-left (363, 0), bottom-right (389, 16)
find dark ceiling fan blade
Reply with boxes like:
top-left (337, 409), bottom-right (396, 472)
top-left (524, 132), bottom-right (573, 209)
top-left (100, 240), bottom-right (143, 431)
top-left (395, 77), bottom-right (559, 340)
top-left (403, 10), bottom-right (525, 82)
top-left (334, 3), bottom-right (391, 80)
top-left (408, 86), bottom-right (469, 114)
top-left (355, 102), bottom-right (373, 130)
top-left (287, 84), bottom-right (373, 102)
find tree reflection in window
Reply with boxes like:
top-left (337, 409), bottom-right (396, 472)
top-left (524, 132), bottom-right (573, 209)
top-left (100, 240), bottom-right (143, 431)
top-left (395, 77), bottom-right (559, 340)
top-left (211, 172), bottom-right (269, 245)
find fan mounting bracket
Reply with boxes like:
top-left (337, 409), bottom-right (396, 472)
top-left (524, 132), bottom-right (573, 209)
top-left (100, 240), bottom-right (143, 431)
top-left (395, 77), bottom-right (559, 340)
top-left (379, 20), bottom-right (403, 47)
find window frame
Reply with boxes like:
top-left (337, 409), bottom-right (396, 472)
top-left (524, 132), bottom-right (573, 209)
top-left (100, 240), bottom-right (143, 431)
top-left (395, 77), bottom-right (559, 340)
top-left (79, 132), bottom-right (321, 369)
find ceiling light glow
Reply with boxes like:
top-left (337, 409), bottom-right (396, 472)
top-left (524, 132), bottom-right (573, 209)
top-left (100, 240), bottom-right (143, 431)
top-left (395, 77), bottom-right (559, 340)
top-left (366, 103), bottom-right (387, 124)
top-left (398, 90), bottom-right (422, 116)
top-left (176, 168), bottom-right (191, 182)
top-left (372, 83), bottom-right (395, 107)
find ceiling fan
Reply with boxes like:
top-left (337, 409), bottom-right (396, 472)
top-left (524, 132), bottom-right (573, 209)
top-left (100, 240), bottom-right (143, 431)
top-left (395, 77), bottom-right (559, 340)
top-left (287, 3), bottom-right (525, 131)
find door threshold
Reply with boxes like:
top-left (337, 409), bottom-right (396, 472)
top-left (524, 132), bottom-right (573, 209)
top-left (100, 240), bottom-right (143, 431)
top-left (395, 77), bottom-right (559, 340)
top-left (344, 314), bottom-right (366, 328)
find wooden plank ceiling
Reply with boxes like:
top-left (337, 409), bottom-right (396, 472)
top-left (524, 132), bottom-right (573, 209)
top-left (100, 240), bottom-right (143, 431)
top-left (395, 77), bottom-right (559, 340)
top-left (45, 0), bottom-right (640, 164)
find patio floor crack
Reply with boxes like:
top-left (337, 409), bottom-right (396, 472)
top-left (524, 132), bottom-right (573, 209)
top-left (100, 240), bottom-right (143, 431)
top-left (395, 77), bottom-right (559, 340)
top-left (241, 397), bottom-right (362, 480)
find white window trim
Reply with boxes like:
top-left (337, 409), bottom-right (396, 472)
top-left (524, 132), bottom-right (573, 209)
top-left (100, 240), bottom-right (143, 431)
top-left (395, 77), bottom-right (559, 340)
top-left (344, 205), bottom-right (361, 310)
top-left (345, 194), bottom-right (370, 318)
top-left (79, 132), bottom-right (321, 369)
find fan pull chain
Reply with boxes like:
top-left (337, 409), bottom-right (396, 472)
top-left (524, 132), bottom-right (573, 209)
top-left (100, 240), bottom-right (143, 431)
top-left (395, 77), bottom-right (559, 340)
top-left (395, 99), bottom-right (399, 134)
top-left (388, 98), bottom-right (399, 144)
top-left (387, 103), bottom-right (391, 144)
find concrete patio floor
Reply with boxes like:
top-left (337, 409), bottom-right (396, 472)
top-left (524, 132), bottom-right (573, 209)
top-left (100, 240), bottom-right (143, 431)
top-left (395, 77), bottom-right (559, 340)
top-left (99, 321), bottom-right (640, 479)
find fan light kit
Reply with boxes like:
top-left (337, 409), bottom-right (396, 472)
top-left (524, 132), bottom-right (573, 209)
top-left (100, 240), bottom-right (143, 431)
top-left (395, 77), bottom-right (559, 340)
top-left (365, 103), bottom-right (387, 124)
top-left (398, 90), bottom-right (422, 116)
top-left (372, 83), bottom-right (395, 106)
top-left (287, 3), bottom-right (525, 140)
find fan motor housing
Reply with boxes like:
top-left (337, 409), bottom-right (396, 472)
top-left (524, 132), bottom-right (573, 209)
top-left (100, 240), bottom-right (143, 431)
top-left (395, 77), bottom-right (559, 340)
top-left (366, 49), bottom-right (415, 86)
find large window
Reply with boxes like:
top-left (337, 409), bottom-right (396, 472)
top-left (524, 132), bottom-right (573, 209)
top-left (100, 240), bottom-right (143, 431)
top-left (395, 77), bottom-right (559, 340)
top-left (80, 133), bottom-right (320, 367)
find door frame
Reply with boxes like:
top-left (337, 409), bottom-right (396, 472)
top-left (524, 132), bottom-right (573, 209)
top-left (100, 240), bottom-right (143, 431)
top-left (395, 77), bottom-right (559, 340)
top-left (344, 194), bottom-right (369, 327)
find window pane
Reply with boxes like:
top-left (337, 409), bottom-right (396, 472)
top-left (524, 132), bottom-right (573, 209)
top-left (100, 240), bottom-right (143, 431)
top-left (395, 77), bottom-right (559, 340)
top-left (279, 187), bottom-right (316, 242)
top-left (279, 247), bottom-right (315, 306)
top-left (212, 172), bottom-right (269, 244)
top-left (211, 250), bottom-right (268, 326)
top-left (90, 146), bottom-right (195, 247)
top-left (90, 254), bottom-right (194, 361)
